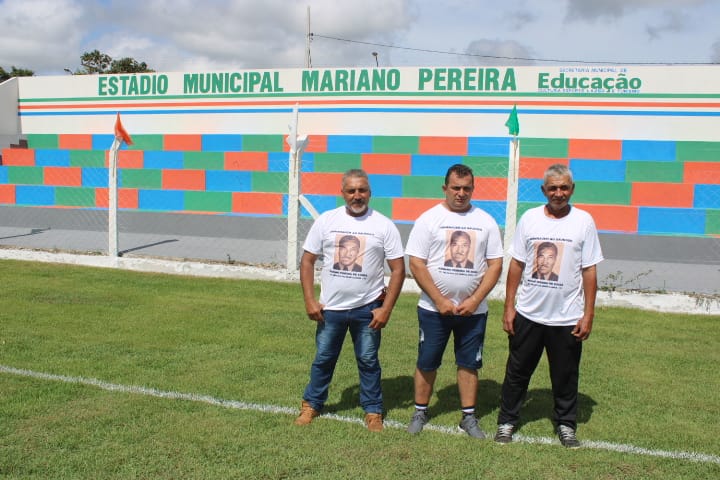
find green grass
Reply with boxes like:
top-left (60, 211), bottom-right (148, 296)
top-left (1, 259), bottom-right (719, 479)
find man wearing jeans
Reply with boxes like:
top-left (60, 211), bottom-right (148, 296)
top-left (294, 169), bottom-right (405, 432)
top-left (405, 164), bottom-right (503, 438)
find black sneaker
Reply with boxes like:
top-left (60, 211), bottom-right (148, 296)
top-left (557, 425), bottom-right (581, 448)
top-left (494, 423), bottom-right (514, 444)
top-left (407, 409), bottom-right (429, 434)
top-left (459, 415), bottom-right (486, 439)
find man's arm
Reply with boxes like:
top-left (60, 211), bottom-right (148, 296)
top-left (572, 264), bottom-right (598, 341)
top-left (369, 257), bottom-right (405, 330)
top-left (300, 250), bottom-right (324, 322)
top-left (455, 257), bottom-right (503, 316)
top-left (502, 258), bottom-right (525, 335)
top-left (409, 255), bottom-right (455, 315)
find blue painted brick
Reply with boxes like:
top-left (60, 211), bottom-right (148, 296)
top-left (283, 194), bottom-right (337, 218)
top-left (35, 149), bottom-right (70, 166)
top-left (368, 174), bottom-right (403, 197)
top-left (0, 166), bottom-right (8, 184)
top-left (92, 134), bottom-right (125, 151)
top-left (82, 168), bottom-right (109, 188)
top-left (327, 135), bottom-right (373, 153)
top-left (622, 140), bottom-right (676, 161)
top-left (16, 185), bottom-right (55, 206)
top-left (638, 207), bottom-right (706, 235)
top-left (206, 171), bottom-right (252, 192)
top-left (467, 137), bottom-right (510, 156)
top-left (268, 152), bottom-right (314, 172)
top-left (570, 159), bottom-right (625, 181)
top-left (202, 134), bottom-right (243, 152)
top-left (411, 155), bottom-right (462, 176)
top-left (694, 185), bottom-right (720, 209)
top-left (144, 151), bottom-right (184, 169)
top-left (518, 179), bottom-right (545, 202)
top-left (472, 200), bottom-right (506, 226)
top-left (138, 190), bottom-right (184, 211)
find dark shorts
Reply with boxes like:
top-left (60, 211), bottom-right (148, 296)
top-left (415, 307), bottom-right (488, 371)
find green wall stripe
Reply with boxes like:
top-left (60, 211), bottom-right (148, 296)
top-left (26, 134), bottom-right (58, 149)
top-left (314, 153), bottom-right (362, 172)
top-left (55, 187), bottom-right (96, 207)
top-left (676, 141), bottom-right (720, 162)
top-left (573, 181), bottom-right (632, 205)
top-left (184, 191), bottom-right (232, 212)
top-left (402, 176), bottom-right (445, 198)
top-left (8, 166), bottom-right (44, 184)
top-left (121, 169), bottom-right (162, 189)
top-left (251, 171), bottom-right (287, 192)
top-left (373, 136), bottom-right (419, 154)
top-left (521, 138), bottom-right (569, 158)
top-left (464, 156), bottom-right (508, 176)
top-left (626, 162), bottom-right (684, 183)
top-left (183, 152), bottom-right (225, 170)
top-left (243, 135), bottom-right (284, 152)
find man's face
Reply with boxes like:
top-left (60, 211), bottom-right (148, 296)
top-left (338, 240), bottom-right (359, 267)
top-left (536, 246), bottom-right (557, 277)
top-left (342, 176), bottom-right (371, 216)
top-left (443, 172), bottom-right (474, 212)
top-left (541, 174), bottom-right (574, 214)
top-left (450, 236), bottom-right (470, 264)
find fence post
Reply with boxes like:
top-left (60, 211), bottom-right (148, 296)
top-left (503, 137), bottom-right (520, 275)
top-left (286, 104), bottom-right (308, 276)
top-left (108, 137), bottom-right (121, 258)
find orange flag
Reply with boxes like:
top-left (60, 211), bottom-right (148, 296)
top-left (114, 112), bottom-right (133, 145)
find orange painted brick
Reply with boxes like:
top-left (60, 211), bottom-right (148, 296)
top-left (0, 184), bottom-right (15, 203)
top-left (473, 177), bottom-right (507, 200)
top-left (225, 152), bottom-right (268, 171)
top-left (95, 188), bottom-right (139, 209)
top-left (631, 182), bottom-right (694, 208)
top-left (393, 198), bottom-right (441, 222)
top-left (362, 153), bottom-right (412, 175)
top-left (44, 166), bottom-right (82, 186)
top-left (419, 136), bottom-right (468, 156)
top-left (1, 148), bottom-right (35, 166)
top-left (104, 150), bottom-right (144, 168)
top-left (232, 192), bottom-right (283, 214)
top-left (58, 134), bottom-right (93, 150)
top-left (301, 172), bottom-right (344, 195)
top-left (283, 135), bottom-right (328, 153)
top-left (576, 204), bottom-right (638, 233)
top-left (684, 162), bottom-right (720, 184)
top-left (162, 169), bottom-right (205, 190)
top-left (519, 157), bottom-right (568, 179)
top-left (164, 134), bottom-right (202, 151)
top-left (568, 139), bottom-right (622, 160)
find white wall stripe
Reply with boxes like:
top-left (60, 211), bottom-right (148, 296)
top-left (2, 364), bottom-right (718, 465)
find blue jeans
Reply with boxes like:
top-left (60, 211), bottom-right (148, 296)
top-left (302, 301), bottom-right (383, 414)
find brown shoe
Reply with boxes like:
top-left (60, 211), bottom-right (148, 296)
top-left (294, 400), bottom-right (320, 426)
top-left (365, 413), bottom-right (383, 432)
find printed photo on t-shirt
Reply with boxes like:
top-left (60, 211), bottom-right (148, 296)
top-left (332, 234), bottom-right (365, 272)
top-left (531, 241), bottom-right (563, 282)
top-left (444, 229), bottom-right (476, 269)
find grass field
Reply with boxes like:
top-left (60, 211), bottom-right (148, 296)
top-left (1, 259), bottom-right (719, 479)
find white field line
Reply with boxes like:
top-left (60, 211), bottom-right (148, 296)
top-left (2, 364), bottom-right (719, 465)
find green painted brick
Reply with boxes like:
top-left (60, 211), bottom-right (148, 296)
top-left (521, 138), bottom-right (568, 158)
top-left (464, 156), bottom-right (508, 177)
top-left (706, 210), bottom-right (720, 235)
top-left (184, 191), bottom-right (232, 212)
top-left (403, 176), bottom-right (445, 198)
top-left (8, 166), bottom-right (43, 185)
top-left (369, 197), bottom-right (393, 218)
top-left (70, 150), bottom-right (106, 167)
top-left (314, 153), bottom-right (362, 172)
top-left (251, 171), bottom-right (288, 192)
top-left (373, 136), bottom-right (419, 154)
top-left (243, 135), bottom-right (284, 152)
top-left (626, 161), bottom-right (684, 183)
top-left (676, 141), bottom-right (720, 162)
top-left (26, 134), bottom-right (58, 149)
top-left (573, 181), bottom-right (632, 205)
top-left (121, 169), bottom-right (162, 189)
top-left (183, 152), bottom-right (225, 170)
top-left (127, 135), bottom-right (164, 151)
top-left (55, 187), bottom-right (95, 207)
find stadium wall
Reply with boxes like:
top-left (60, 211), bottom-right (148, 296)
top-left (1, 66), bottom-right (719, 237)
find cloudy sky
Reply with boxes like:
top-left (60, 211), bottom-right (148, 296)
top-left (1, 0), bottom-right (719, 75)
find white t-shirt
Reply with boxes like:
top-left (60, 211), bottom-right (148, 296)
top-left (405, 203), bottom-right (504, 314)
top-left (509, 205), bottom-right (604, 326)
top-left (303, 206), bottom-right (404, 311)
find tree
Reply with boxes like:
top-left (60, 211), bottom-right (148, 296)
top-left (78, 49), bottom-right (153, 74)
top-left (0, 66), bottom-right (34, 82)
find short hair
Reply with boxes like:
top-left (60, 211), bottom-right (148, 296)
top-left (342, 169), bottom-right (369, 188)
top-left (543, 164), bottom-right (573, 184)
top-left (444, 164), bottom-right (474, 185)
top-left (450, 230), bottom-right (471, 245)
top-left (536, 241), bottom-right (558, 257)
top-left (338, 235), bottom-right (360, 249)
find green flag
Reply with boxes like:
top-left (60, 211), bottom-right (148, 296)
top-left (505, 105), bottom-right (519, 136)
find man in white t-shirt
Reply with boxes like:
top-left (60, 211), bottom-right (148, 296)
top-left (494, 163), bottom-right (604, 448)
top-left (294, 169), bottom-right (405, 432)
top-left (405, 164), bottom-right (503, 438)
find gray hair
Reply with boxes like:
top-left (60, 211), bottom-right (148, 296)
top-left (342, 169), bottom-right (369, 187)
top-left (543, 163), bottom-right (573, 184)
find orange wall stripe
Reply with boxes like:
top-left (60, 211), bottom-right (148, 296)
top-left (473, 177), bottom-right (508, 200)
top-left (393, 198), bottom-right (441, 222)
top-left (631, 182), bottom-right (694, 208)
top-left (683, 162), bottom-right (720, 184)
top-left (232, 192), bottom-right (283, 214)
top-left (0, 184), bottom-right (16, 203)
top-left (1, 148), bottom-right (35, 166)
top-left (95, 188), bottom-right (139, 208)
top-left (58, 134), bottom-right (93, 150)
top-left (362, 153), bottom-right (412, 175)
top-left (164, 134), bottom-right (202, 151)
top-left (519, 157), bottom-right (569, 178)
top-left (419, 136), bottom-right (468, 155)
top-left (568, 138), bottom-right (622, 160)
top-left (162, 170), bottom-right (206, 190)
top-left (225, 151), bottom-right (268, 171)
top-left (576, 203), bottom-right (639, 233)
top-left (44, 166), bottom-right (81, 186)
top-left (301, 172), bottom-right (344, 195)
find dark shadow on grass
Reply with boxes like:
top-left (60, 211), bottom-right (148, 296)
top-left (325, 375), bottom-right (415, 415)
top-left (514, 388), bottom-right (597, 431)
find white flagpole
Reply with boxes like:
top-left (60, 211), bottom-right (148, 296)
top-left (108, 137), bottom-right (121, 258)
top-left (286, 104), bottom-right (308, 276)
top-left (503, 136), bottom-right (520, 275)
